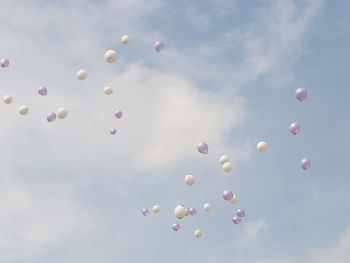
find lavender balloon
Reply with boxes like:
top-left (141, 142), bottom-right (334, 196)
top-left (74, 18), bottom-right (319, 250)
top-left (110, 128), bottom-right (117, 135)
top-left (172, 223), bottom-right (180, 231)
top-left (142, 208), bottom-right (149, 217)
top-left (295, 88), bottom-right (308, 102)
top-left (47, 112), bottom-right (56, 122)
top-left (236, 208), bottom-right (245, 217)
top-left (301, 158), bottom-right (311, 170)
top-left (289, 122), bottom-right (301, 135)
top-left (232, 216), bottom-right (241, 224)
top-left (197, 142), bottom-right (208, 154)
top-left (155, 41), bottom-right (164, 52)
top-left (222, 190), bottom-right (233, 201)
top-left (38, 86), bottom-right (48, 96)
top-left (0, 58), bottom-right (9, 68)
top-left (114, 110), bottom-right (123, 119)
top-left (188, 208), bottom-right (197, 216)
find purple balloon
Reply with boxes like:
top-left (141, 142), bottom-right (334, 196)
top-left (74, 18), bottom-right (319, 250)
top-left (301, 158), bottom-right (311, 170)
top-left (155, 41), bottom-right (164, 52)
top-left (47, 112), bottom-right (56, 122)
top-left (236, 208), bottom-right (245, 217)
top-left (38, 86), bottom-right (48, 96)
top-left (222, 190), bottom-right (233, 201)
top-left (197, 142), bottom-right (208, 154)
top-left (0, 58), bottom-right (9, 68)
top-left (295, 88), bottom-right (308, 102)
top-left (142, 208), bottom-right (149, 217)
top-left (232, 216), bottom-right (241, 224)
top-left (114, 110), bottom-right (123, 119)
top-left (172, 223), bottom-right (180, 231)
top-left (188, 208), bottom-right (197, 216)
top-left (110, 128), bottom-right (117, 135)
top-left (289, 122), bottom-right (301, 135)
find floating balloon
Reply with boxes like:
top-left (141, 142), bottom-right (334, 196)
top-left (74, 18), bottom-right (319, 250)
top-left (18, 105), bottom-right (28, 115)
top-left (194, 229), bottom-right (202, 238)
top-left (174, 205), bottom-right (186, 219)
top-left (38, 86), bottom-right (48, 96)
top-left (104, 50), bottom-right (117, 63)
top-left (229, 195), bottom-right (238, 204)
top-left (155, 41), bottom-right (164, 52)
top-left (76, 69), bottom-right (87, 80)
top-left (257, 141), bottom-right (268, 152)
top-left (220, 155), bottom-right (229, 164)
top-left (121, 35), bottom-right (131, 45)
top-left (188, 208), bottom-right (197, 216)
top-left (153, 205), bottom-right (160, 213)
top-left (0, 58), bottom-right (9, 68)
top-left (203, 203), bottom-right (212, 211)
top-left (232, 216), bottom-right (241, 224)
top-left (47, 112), bottom-right (56, 122)
top-left (57, 108), bottom-right (68, 119)
top-left (295, 88), bottom-right (308, 102)
top-left (114, 110), bottom-right (123, 119)
top-left (301, 158), bottom-right (311, 170)
top-left (104, 86), bottom-right (113, 95)
top-left (3, 95), bottom-right (13, 104)
top-left (110, 128), bottom-right (117, 135)
top-left (222, 190), bottom-right (233, 201)
top-left (289, 122), bottom-right (301, 135)
top-left (197, 142), bottom-right (208, 154)
top-left (185, 175), bottom-right (195, 185)
top-left (236, 208), bottom-right (245, 217)
top-left (223, 162), bottom-right (233, 173)
top-left (142, 208), bottom-right (149, 217)
top-left (172, 223), bottom-right (180, 231)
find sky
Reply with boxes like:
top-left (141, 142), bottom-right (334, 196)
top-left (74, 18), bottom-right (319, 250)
top-left (0, 0), bottom-right (349, 262)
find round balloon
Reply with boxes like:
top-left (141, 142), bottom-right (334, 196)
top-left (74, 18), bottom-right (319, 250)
top-left (174, 205), bottom-right (186, 219)
top-left (236, 208), bottom-right (245, 217)
top-left (172, 223), bottom-right (180, 231)
top-left (110, 128), bottom-right (117, 135)
top-left (38, 86), bottom-right (48, 96)
top-left (3, 95), bottom-right (13, 104)
top-left (121, 35), bottom-right (131, 45)
top-left (185, 175), bottom-right (195, 185)
top-left (114, 110), bottom-right (122, 119)
top-left (104, 86), bottom-right (113, 95)
top-left (295, 88), bottom-right (308, 102)
top-left (104, 50), bottom-right (117, 63)
top-left (220, 155), bottom-right (229, 164)
top-left (222, 190), bottom-right (233, 201)
top-left (197, 142), bottom-right (208, 154)
top-left (223, 162), bottom-right (233, 173)
top-left (0, 58), bottom-right (9, 68)
top-left (47, 112), bottom-right (56, 122)
top-left (229, 195), bottom-right (238, 204)
top-left (76, 69), bottom-right (87, 80)
top-left (194, 229), bottom-right (202, 238)
top-left (257, 141), bottom-right (268, 152)
top-left (203, 203), bottom-right (212, 211)
top-left (152, 205), bottom-right (160, 213)
top-left (155, 41), bottom-right (164, 52)
top-left (142, 208), bottom-right (149, 217)
top-left (289, 122), bottom-right (301, 135)
top-left (232, 216), bottom-right (241, 224)
top-left (301, 158), bottom-right (311, 170)
top-left (57, 108), bottom-right (68, 119)
top-left (188, 208), bottom-right (197, 216)
top-left (19, 105), bottom-right (29, 115)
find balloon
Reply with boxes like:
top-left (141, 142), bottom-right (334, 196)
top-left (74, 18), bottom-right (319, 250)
top-left (104, 86), bottom-right (113, 95)
top-left (295, 88), bottom-right (308, 102)
top-left (3, 95), bottom-right (13, 104)
top-left (142, 208), bottom-right (149, 217)
top-left (172, 223), bottom-right (180, 231)
top-left (203, 203), bottom-right (212, 211)
top-left (222, 190), bottom-right (233, 201)
top-left (47, 112), bottom-right (56, 122)
top-left (223, 162), bottom-right (233, 173)
top-left (110, 128), bottom-right (117, 135)
top-left (57, 108), bottom-right (68, 119)
top-left (257, 141), bottom-right (268, 152)
top-left (229, 195), bottom-right (238, 204)
top-left (18, 105), bottom-right (29, 115)
top-left (114, 110), bottom-right (123, 119)
top-left (185, 208), bottom-right (190, 216)
top-left (38, 86), bottom-right (48, 96)
top-left (232, 216), bottom-right (241, 224)
top-left (301, 158), bottom-right (311, 170)
top-left (194, 229), bottom-right (202, 238)
top-left (236, 208), bottom-right (245, 217)
top-left (188, 208), bottom-right (197, 216)
top-left (76, 69), bottom-right (87, 80)
top-left (174, 205), bottom-right (186, 219)
top-left (220, 155), bottom-right (229, 164)
top-left (121, 35), bottom-right (131, 45)
top-left (104, 50), bottom-right (118, 63)
top-left (155, 41), bottom-right (164, 52)
top-left (185, 175), bottom-right (195, 185)
top-left (152, 205), bottom-right (160, 213)
top-left (0, 58), bottom-right (9, 68)
top-left (289, 122), bottom-right (301, 135)
top-left (197, 142), bottom-right (208, 154)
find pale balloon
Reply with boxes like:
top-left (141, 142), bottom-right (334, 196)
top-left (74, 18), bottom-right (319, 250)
top-left (185, 175), bottom-right (195, 185)
top-left (194, 229), bottom-right (202, 238)
top-left (152, 205), bottom-right (160, 213)
top-left (76, 69), bottom-right (88, 80)
top-left (104, 86), bottom-right (113, 95)
top-left (203, 203), bottom-right (212, 211)
top-left (19, 105), bottom-right (28, 115)
top-left (223, 162), bottom-right (233, 173)
top-left (257, 141), bottom-right (268, 152)
top-left (104, 50), bottom-right (117, 63)
top-left (174, 205), bottom-right (186, 219)
top-left (3, 95), bottom-right (13, 104)
top-left (57, 108), bottom-right (68, 119)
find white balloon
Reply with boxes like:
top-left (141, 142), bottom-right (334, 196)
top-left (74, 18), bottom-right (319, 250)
top-left (185, 175), bottom-right (195, 185)
top-left (104, 50), bottom-right (117, 63)
top-left (3, 95), bottom-right (13, 104)
top-left (223, 162), bottom-right (233, 173)
top-left (152, 205), bottom-right (160, 213)
top-left (203, 203), bottom-right (212, 211)
top-left (257, 141), bottom-right (268, 152)
top-left (76, 69), bottom-right (88, 80)
top-left (194, 229), bottom-right (202, 238)
top-left (121, 35), bottom-right (131, 45)
top-left (229, 195), bottom-right (238, 204)
top-left (57, 108), bottom-right (68, 119)
top-left (104, 86), bottom-right (113, 95)
top-left (18, 105), bottom-right (28, 115)
top-left (174, 205), bottom-right (186, 219)
top-left (219, 155), bottom-right (229, 164)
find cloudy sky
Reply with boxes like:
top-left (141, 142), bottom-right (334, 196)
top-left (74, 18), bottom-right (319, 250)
top-left (0, 0), bottom-right (349, 262)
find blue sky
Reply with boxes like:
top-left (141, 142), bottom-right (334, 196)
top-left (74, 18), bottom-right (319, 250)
top-left (0, 0), bottom-right (349, 262)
